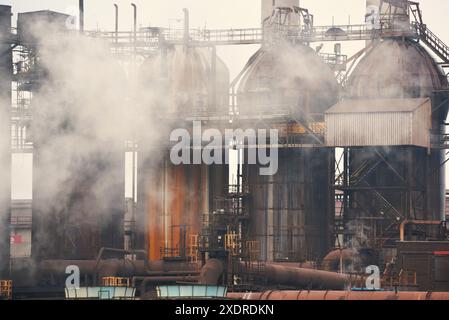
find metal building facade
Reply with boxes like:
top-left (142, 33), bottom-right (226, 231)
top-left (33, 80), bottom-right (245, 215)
top-left (325, 98), bottom-right (431, 148)
top-left (238, 42), bottom-right (339, 262)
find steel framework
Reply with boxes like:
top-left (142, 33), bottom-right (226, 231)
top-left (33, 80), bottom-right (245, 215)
top-left (5, 2), bottom-right (449, 279)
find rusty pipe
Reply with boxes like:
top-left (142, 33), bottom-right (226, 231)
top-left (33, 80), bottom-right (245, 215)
top-left (227, 290), bottom-right (449, 300)
top-left (135, 275), bottom-right (199, 298)
top-left (39, 259), bottom-right (199, 280)
top-left (133, 275), bottom-right (199, 291)
top-left (399, 220), bottom-right (442, 241)
top-left (93, 248), bottom-right (199, 280)
top-left (94, 247), bottom-right (149, 277)
top-left (242, 262), bottom-right (361, 290)
top-left (321, 249), bottom-right (354, 272)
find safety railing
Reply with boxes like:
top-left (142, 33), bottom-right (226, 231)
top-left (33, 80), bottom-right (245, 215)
top-left (412, 22), bottom-right (449, 63)
top-left (0, 280), bottom-right (12, 300)
top-left (10, 215), bottom-right (32, 227)
top-left (102, 277), bottom-right (131, 288)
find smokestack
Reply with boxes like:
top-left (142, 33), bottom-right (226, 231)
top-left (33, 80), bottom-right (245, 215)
top-left (131, 3), bottom-right (137, 40)
top-left (79, 0), bottom-right (84, 32)
top-left (114, 4), bottom-right (118, 43)
top-left (183, 8), bottom-right (189, 47)
top-left (261, 0), bottom-right (299, 25)
top-left (0, 5), bottom-right (12, 279)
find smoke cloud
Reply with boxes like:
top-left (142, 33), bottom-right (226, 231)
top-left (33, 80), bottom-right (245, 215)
top-left (26, 19), bottom-right (171, 259)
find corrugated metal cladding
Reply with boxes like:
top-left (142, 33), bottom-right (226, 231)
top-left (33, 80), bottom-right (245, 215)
top-left (325, 98), bottom-right (431, 148)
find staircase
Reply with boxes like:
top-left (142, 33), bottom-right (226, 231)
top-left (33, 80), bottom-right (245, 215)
top-left (349, 158), bottom-right (383, 186)
top-left (413, 22), bottom-right (449, 64)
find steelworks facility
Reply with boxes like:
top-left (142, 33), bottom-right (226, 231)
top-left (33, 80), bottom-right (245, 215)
top-left (0, 0), bottom-right (449, 301)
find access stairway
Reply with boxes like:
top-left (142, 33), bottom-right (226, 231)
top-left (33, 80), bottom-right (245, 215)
top-left (413, 22), bottom-right (449, 64)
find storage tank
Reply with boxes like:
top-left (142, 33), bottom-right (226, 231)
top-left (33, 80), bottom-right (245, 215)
top-left (343, 38), bottom-right (448, 250)
top-left (137, 46), bottom-right (230, 260)
top-left (238, 43), bottom-right (338, 118)
top-left (238, 42), bottom-right (339, 262)
top-left (140, 46), bottom-right (229, 117)
top-left (18, 11), bottom-right (71, 44)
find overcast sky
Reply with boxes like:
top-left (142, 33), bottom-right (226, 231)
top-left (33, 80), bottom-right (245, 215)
top-left (5, 0), bottom-right (449, 199)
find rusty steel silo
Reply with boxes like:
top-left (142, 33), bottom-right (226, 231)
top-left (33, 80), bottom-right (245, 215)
top-left (238, 42), bottom-right (339, 262)
top-left (137, 46), bottom-right (230, 261)
top-left (341, 38), bottom-right (448, 252)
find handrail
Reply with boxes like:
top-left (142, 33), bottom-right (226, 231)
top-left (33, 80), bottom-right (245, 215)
top-left (399, 220), bottom-right (443, 241)
top-left (412, 22), bottom-right (449, 63)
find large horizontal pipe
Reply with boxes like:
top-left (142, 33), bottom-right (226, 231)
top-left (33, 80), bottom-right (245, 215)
top-left (134, 276), bottom-right (199, 283)
top-left (321, 249), bottom-right (354, 272)
top-left (133, 276), bottom-right (199, 286)
top-left (242, 263), bottom-right (361, 290)
top-left (39, 259), bottom-right (199, 278)
top-left (227, 290), bottom-right (449, 300)
top-left (94, 247), bottom-right (198, 276)
top-left (198, 259), bottom-right (360, 290)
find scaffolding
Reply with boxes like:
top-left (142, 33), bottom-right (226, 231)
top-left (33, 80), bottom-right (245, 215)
top-left (160, 225), bottom-right (191, 261)
top-left (0, 280), bottom-right (12, 300)
top-left (12, 42), bottom-right (34, 153)
top-left (197, 184), bottom-right (263, 290)
top-left (334, 148), bottom-right (421, 250)
top-left (101, 277), bottom-right (131, 288)
top-left (188, 234), bottom-right (200, 265)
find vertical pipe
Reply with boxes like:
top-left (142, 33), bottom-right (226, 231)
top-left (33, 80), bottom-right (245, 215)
top-left (439, 125), bottom-right (446, 221)
top-left (128, 143), bottom-right (137, 253)
top-left (343, 148), bottom-right (349, 245)
top-left (210, 46), bottom-right (217, 112)
top-left (79, 0), bottom-right (84, 32)
top-left (114, 4), bottom-right (118, 44)
top-left (0, 5), bottom-right (12, 279)
top-left (183, 8), bottom-right (189, 49)
top-left (132, 144), bottom-right (136, 205)
top-left (131, 3), bottom-right (137, 42)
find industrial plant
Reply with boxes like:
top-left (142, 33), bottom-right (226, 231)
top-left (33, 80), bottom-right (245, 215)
top-left (0, 0), bottom-right (449, 301)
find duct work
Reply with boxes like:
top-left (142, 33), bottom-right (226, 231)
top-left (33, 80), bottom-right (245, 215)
top-left (242, 263), bottom-right (361, 290)
top-left (199, 259), bottom-right (360, 290)
top-left (228, 290), bottom-right (449, 300)
top-left (12, 258), bottom-right (199, 289)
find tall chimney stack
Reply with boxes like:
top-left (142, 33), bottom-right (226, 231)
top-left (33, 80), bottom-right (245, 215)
top-left (79, 0), bottom-right (84, 32)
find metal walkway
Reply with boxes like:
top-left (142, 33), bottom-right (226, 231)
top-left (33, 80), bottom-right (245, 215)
top-left (88, 23), bottom-right (419, 48)
top-left (413, 22), bottom-right (449, 64)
